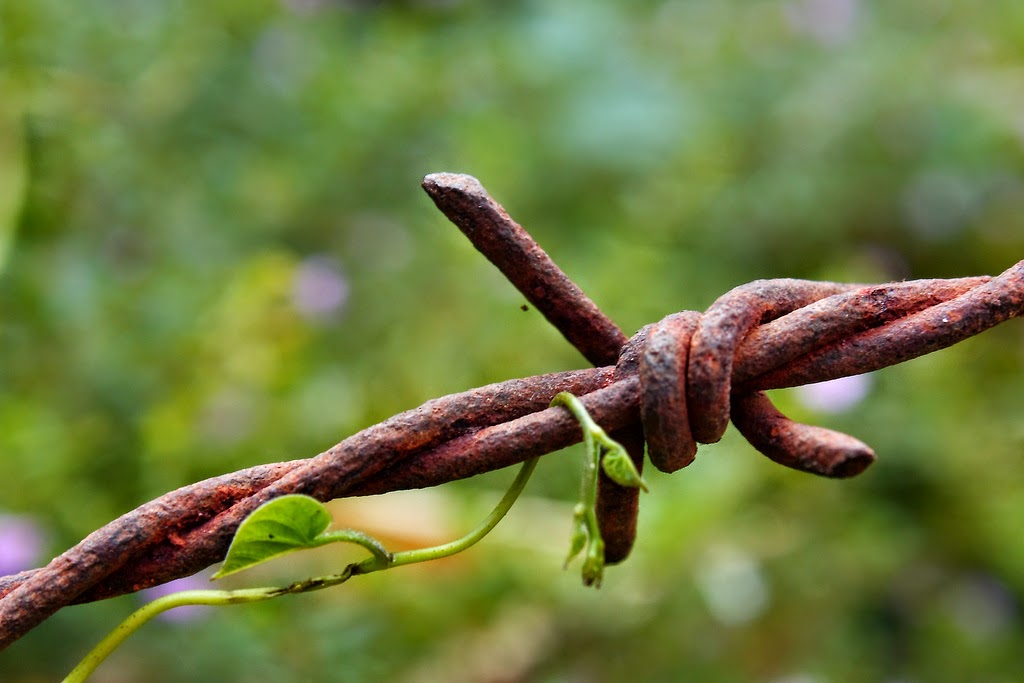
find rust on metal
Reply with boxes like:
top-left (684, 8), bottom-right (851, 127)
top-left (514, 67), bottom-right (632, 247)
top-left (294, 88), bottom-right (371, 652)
top-left (686, 279), bottom-right (861, 444)
top-left (742, 262), bottom-right (1024, 391)
top-left (423, 173), bottom-right (627, 367)
top-left (639, 311), bottom-right (701, 473)
top-left (733, 277), bottom-right (991, 384)
top-left (731, 392), bottom-right (875, 478)
top-left (596, 425), bottom-right (646, 563)
top-left (0, 172), bottom-right (1021, 651)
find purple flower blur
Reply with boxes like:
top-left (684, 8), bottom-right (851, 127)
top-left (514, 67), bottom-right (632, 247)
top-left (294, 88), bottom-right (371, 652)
top-left (794, 374), bottom-right (872, 414)
top-left (783, 0), bottom-right (858, 46)
top-left (0, 514), bottom-right (46, 575)
top-left (292, 257), bottom-right (350, 319)
top-left (141, 574), bottom-right (214, 623)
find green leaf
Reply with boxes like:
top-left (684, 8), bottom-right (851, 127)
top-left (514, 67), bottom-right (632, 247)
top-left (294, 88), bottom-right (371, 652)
top-left (600, 446), bottom-right (649, 492)
top-left (213, 494), bottom-right (332, 579)
top-left (581, 537), bottom-right (605, 588)
top-left (564, 504), bottom-right (589, 568)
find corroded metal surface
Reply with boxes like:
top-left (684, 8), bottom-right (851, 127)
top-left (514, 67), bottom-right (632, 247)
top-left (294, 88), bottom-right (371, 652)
top-left (639, 312), bottom-right (701, 473)
top-left (422, 173), bottom-right (628, 367)
top-left (1, 173), bottom-right (1021, 650)
top-left (731, 391), bottom-right (875, 478)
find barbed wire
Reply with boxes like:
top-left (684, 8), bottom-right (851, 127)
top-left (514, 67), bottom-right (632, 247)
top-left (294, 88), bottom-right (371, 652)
top-left (1, 173), bottom-right (1021, 650)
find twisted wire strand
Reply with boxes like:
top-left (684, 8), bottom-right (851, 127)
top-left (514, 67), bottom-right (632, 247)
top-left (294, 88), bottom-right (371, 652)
top-left (0, 175), bottom-right (1020, 652)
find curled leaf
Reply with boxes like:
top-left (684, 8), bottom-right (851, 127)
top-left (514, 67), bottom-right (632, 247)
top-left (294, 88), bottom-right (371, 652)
top-left (564, 505), bottom-right (589, 568)
top-left (601, 446), bottom-right (649, 492)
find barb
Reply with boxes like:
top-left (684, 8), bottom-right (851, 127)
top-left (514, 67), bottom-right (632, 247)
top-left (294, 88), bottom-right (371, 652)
top-left (423, 172), bottom-right (644, 562)
top-left (422, 172), bottom-right (627, 367)
top-left (1, 173), bottom-right (1020, 651)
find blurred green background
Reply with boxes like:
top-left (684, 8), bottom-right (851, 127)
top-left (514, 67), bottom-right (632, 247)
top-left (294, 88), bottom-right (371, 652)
top-left (2, 0), bottom-right (1023, 681)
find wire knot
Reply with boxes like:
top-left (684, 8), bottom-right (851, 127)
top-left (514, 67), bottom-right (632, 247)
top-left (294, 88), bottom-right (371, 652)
top-left (626, 269), bottom-right (1023, 478)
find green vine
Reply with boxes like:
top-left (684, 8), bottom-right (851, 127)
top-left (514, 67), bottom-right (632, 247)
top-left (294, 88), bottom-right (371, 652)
top-left (63, 456), bottom-right (539, 683)
top-left (550, 392), bottom-right (647, 588)
top-left (64, 391), bottom-right (643, 681)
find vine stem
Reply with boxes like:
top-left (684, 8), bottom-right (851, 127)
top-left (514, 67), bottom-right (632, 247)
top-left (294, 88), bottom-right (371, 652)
top-left (550, 392), bottom-right (646, 587)
top-left (1, 173), bottom-right (1019, 652)
top-left (62, 588), bottom-right (277, 683)
top-left (388, 456), bottom-right (539, 567)
top-left (62, 457), bottom-right (540, 683)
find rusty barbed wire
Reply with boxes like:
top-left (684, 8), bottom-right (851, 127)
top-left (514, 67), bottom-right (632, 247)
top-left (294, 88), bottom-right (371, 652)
top-left (0, 173), bottom-right (1021, 651)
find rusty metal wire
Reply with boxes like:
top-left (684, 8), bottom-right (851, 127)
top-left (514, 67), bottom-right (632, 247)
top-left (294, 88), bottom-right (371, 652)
top-left (0, 173), bottom-right (1021, 651)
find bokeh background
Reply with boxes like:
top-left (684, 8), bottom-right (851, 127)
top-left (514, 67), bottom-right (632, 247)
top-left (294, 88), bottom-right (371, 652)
top-left (2, 1), bottom-right (1024, 681)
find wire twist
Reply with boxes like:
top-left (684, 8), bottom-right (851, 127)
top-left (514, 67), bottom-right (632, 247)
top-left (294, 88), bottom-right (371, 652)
top-left (637, 273), bottom-right (998, 477)
top-left (0, 173), bottom-right (1020, 652)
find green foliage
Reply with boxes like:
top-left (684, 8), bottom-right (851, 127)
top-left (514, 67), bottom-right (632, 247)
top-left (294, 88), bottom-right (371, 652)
top-left (552, 390), bottom-right (647, 587)
top-left (2, 0), bottom-right (1023, 681)
top-left (66, 458), bottom-right (537, 681)
top-left (214, 495), bottom-right (336, 579)
top-left (600, 445), bottom-right (647, 492)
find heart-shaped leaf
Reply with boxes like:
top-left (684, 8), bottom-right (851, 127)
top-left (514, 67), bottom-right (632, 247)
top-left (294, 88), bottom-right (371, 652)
top-left (213, 495), bottom-right (331, 579)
